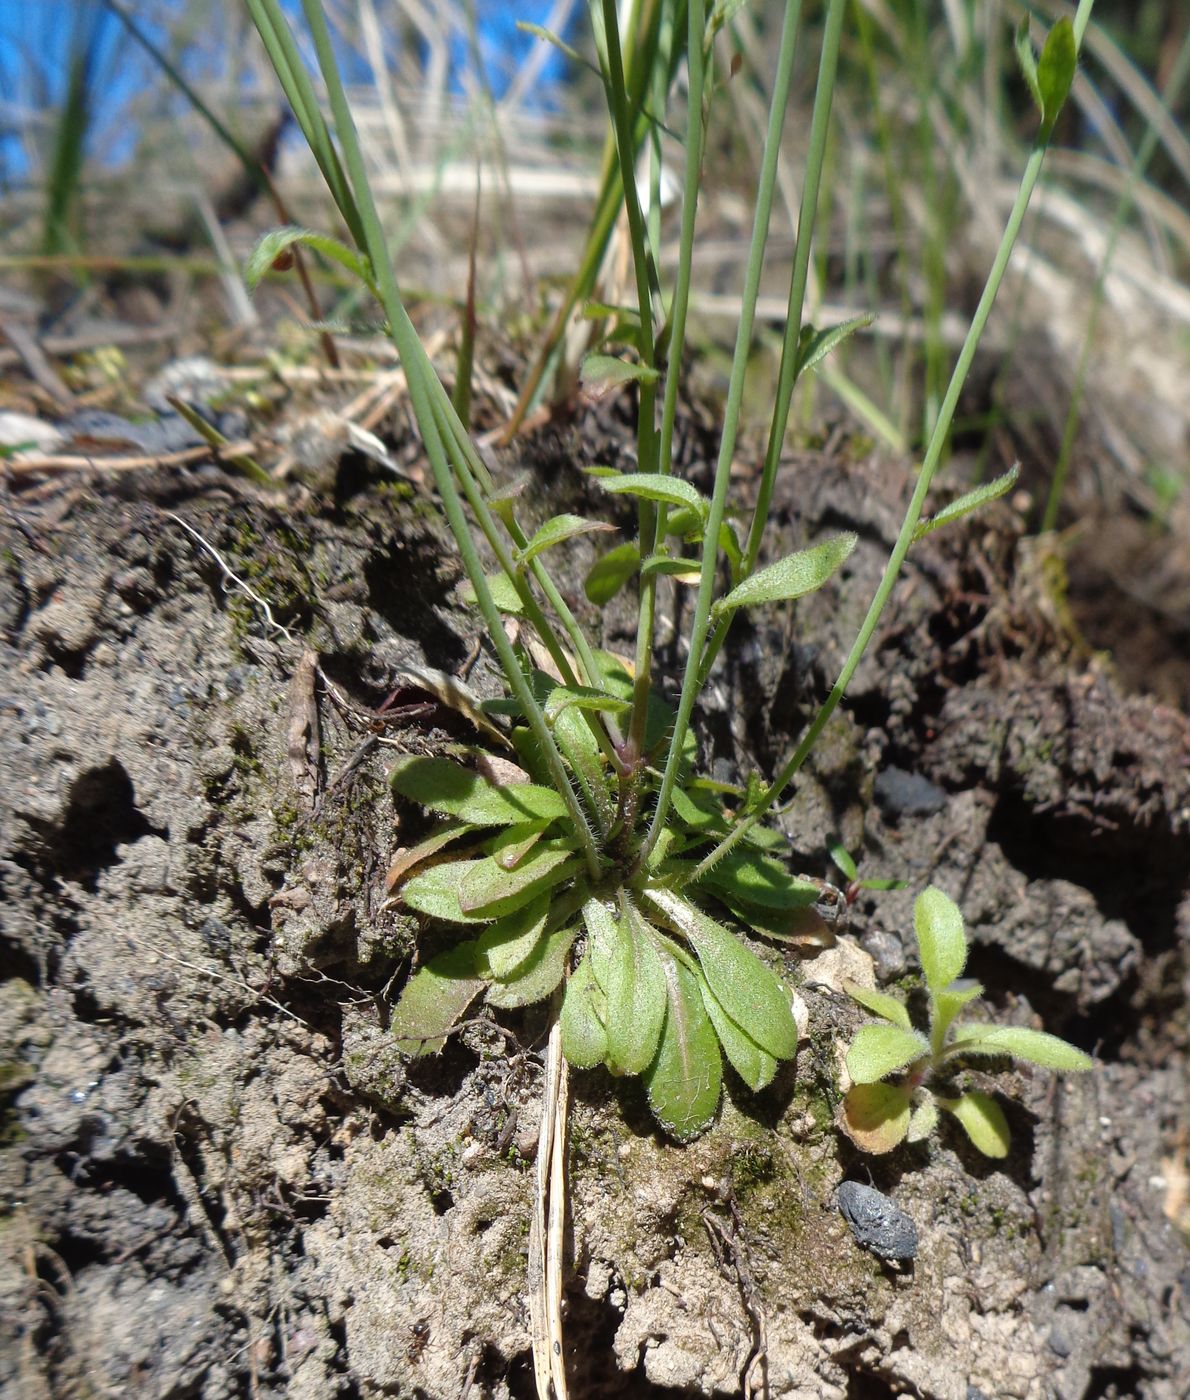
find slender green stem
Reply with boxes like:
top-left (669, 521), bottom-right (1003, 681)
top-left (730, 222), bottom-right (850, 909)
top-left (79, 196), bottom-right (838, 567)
top-left (689, 7), bottom-right (1095, 882)
top-left (642, 0), bottom-right (805, 859)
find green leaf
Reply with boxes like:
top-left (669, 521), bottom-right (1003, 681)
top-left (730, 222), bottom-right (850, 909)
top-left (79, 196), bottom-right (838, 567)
top-left (1014, 17), bottom-right (1043, 117)
top-left (841, 1082), bottom-right (912, 1154)
top-left (560, 953), bottom-right (608, 1069)
top-left (643, 954), bottom-right (723, 1141)
top-left (913, 465), bottom-right (1020, 542)
top-left (544, 686), bottom-right (632, 724)
top-left (845, 1024), bottom-right (929, 1084)
top-left (669, 785), bottom-right (726, 832)
top-left (596, 472), bottom-right (708, 519)
top-left (794, 315), bottom-right (874, 378)
top-left (714, 534), bottom-right (857, 617)
top-left (947, 1024), bottom-right (1093, 1071)
top-left (582, 898), bottom-right (618, 993)
top-left (699, 975), bottom-right (779, 1092)
top-left (245, 225), bottom-right (375, 294)
top-left (1038, 18), bottom-right (1077, 131)
top-left (547, 690), bottom-right (617, 832)
top-left (517, 513), bottom-right (616, 568)
top-left (483, 821), bottom-right (548, 871)
top-left (639, 554), bottom-right (703, 581)
top-left (515, 20), bottom-right (583, 66)
top-left (698, 851), bottom-right (822, 911)
top-left (906, 1095), bottom-right (939, 1144)
top-left (944, 1091), bottom-right (1010, 1159)
top-left (476, 896), bottom-right (550, 979)
top-left (401, 858), bottom-right (491, 923)
top-left (914, 886), bottom-right (967, 995)
top-left (646, 890), bottom-right (797, 1061)
top-left (580, 299), bottom-right (640, 325)
top-left (932, 981), bottom-right (984, 1042)
top-left (844, 981), bottom-right (913, 1032)
top-left (458, 845), bottom-right (579, 916)
top-left (828, 842), bottom-right (858, 882)
top-left (460, 570), bottom-right (524, 615)
top-left (584, 542), bottom-right (640, 605)
top-left (485, 928), bottom-right (575, 1009)
top-left (580, 354), bottom-right (659, 387)
top-left (604, 905), bottom-right (667, 1075)
top-left (391, 942), bottom-right (485, 1053)
top-left (390, 755), bottom-right (567, 827)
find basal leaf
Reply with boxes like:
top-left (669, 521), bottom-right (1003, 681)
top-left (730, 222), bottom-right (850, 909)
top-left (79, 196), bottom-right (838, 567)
top-left (386, 822), bottom-right (473, 892)
top-left (945, 1091), bottom-right (1010, 1159)
top-left (401, 858), bottom-right (491, 923)
top-left (646, 890), bottom-right (797, 1061)
top-left (604, 904), bottom-right (667, 1075)
top-left (914, 886), bottom-right (967, 995)
top-left (713, 534), bottom-right (856, 616)
top-left (913, 465), bottom-right (1019, 542)
top-left (643, 954), bottom-right (722, 1141)
top-left (245, 225), bottom-right (375, 294)
top-left (390, 755), bottom-right (566, 827)
top-left (843, 980), bottom-right (913, 1032)
top-left (458, 845), bottom-right (579, 916)
top-left (1038, 17), bottom-right (1077, 131)
top-left (699, 975), bottom-right (779, 1092)
top-left (697, 851), bottom-right (821, 911)
top-left (580, 354), bottom-right (659, 386)
top-left (459, 569), bottom-right (524, 615)
top-left (391, 941), bottom-right (485, 1054)
top-left (475, 895), bottom-right (550, 979)
top-left (560, 953), bottom-right (608, 1069)
top-left (841, 1082), bottom-right (912, 1154)
top-left (597, 472), bottom-right (708, 519)
top-left (582, 897), bottom-right (618, 993)
top-left (544, 686), bottom-right (632, 724)
top-left (485, 928), bottom-right (575, 1009)
top-left (844, 1023), bottom-right (929, 1085)
top-left (584, 542), bottom-right (640, 605)
top-left (906, 1095), bottom-right (939, 1144)
top-left (517, 513), bottom-right (616, 568)
top-left (483, 821), bottom-right (548, 871)
top-left (947, 1024), bottom-right (1092, 1071)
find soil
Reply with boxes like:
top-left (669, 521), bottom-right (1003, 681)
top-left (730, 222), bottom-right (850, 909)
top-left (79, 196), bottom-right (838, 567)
top-left (1, 414), bottom-right (1188, 1399)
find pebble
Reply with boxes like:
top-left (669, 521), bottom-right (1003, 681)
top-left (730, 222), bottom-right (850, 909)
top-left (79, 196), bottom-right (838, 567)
top-left (873, 766), bottom-right (947, 818)
top-left (836, 1180), bottom-right (918, 1261)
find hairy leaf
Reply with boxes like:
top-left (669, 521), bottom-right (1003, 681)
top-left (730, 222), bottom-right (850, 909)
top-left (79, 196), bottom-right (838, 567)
top-left (643, 954), bottom-right (722, 1141)
top-left (604, 905), bottom-right (667, 1075)
top-left (544, 686), bottom-right (632, 723)
top-left (947, 1024), bottom-right (1092, 1071)
top-left (597, 472), bottom-right (708, 518)
top-left (845, 1023), bottom-right (929, 1084)
top-left (931, 981), bottom-right (984, 1042)
top-left (517, 513), bottom-right (616, 568)
top-left (401, 858), bottom-right (490, 923)
top-left (914, 886), bottom-right (967, 994)
top-left (945, 1091), bottom-right (1010, 1158)
top-left (698, 851), bottom-right (821, 911)
top-left (391, 942), bottom-right (484, 1053)
top-left (582, 897), bottom-right (618, 993)
top-left (639, 554), bottom-right (702, 581)
top-left (906, 1095), bottom-right (939, 1144)
top-left (844, 981), bottom-right (913, 1032)
top-left (245, 225), bottom-right (374, 294)
top-left (486, 928), bottom-right (575, 1009)
top-left (580, 353), bottom-right (659, 386)
top-left (483, 821), bottom-right (548, 871)
top-left (584, 542), bottom-right (640, 604)
top-left (913, 466), bottom-right (1019, 542)
top-left (391, 755), bottom-right (566, 826)
top-left (386, 822), bottom-right (473, 892)
top-left (560, 953), bottom-right (607, 1069)
top-left (460, 569), bottom-right (524, 615)
top-left (476, 896), bottom-right (550, 979)
top-left (713, 534), bottom-right (856, 616)
top-left (458, 845), bottom-right (579, 916)
top-left (699, 976), bottom-right (779, 1092)
top-left (549, 692), bottom-right (616, 832)
top-left (841, 1082), bottom-right (912, 1154)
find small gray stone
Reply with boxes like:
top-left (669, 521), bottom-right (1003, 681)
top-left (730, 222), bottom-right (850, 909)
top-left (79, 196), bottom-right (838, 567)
top-left (836, 1180), bottom-right (918, 1261)
top-left (874, 765), bottom-right (947, 817)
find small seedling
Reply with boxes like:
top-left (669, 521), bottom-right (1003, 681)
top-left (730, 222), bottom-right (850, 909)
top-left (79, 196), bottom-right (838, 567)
top-left (840, 887), bottom-right (1092, 1158)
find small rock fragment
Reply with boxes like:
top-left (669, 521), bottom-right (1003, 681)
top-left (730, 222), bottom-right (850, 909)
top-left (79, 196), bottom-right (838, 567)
top-left (836, 1179), bottom-right (918, 1261)
top-left (874, 765), bottom-right (947, 818)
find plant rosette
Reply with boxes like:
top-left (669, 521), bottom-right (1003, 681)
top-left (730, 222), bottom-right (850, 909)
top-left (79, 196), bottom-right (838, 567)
top-left (839, 887), bottom-right (1093, 1158)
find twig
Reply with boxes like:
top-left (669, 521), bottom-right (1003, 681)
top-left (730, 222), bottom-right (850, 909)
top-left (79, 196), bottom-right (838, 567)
top-left (528, 1009), bottom-right (569, 1400)
top-left (9, 440), bottom-right (256, 478)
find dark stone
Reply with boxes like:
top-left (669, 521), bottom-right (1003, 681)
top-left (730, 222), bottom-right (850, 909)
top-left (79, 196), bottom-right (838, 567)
top-left (874, 766), bottom-right (947, 817)
top-left (836, 1180), bottom-right (918, 1261)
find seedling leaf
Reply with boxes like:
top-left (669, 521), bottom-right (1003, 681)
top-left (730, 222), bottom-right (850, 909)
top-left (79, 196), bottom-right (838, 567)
top-left (828, 842), bottom-right (858, 882)
top-left (841, 1082), bottom-right (912, 1153)
top-left (391, 941), bottom-right (485, 1053)
top-left (946, 1091), bottom-right (1010, 1158)
top-left (948, 1024), bottom-right (1092, 1071)
top-left (845, 1023), bottom-right (929, 1084)
top-left (932, 981), bottom-right (984, 1041)
top-left (714, 534), bottom-right (856, 616)
top-left (391, 756), bottom-right (567, 826)
top-left (560, 953), bottom-right (608, 1068)
top-left (486, 928), bottom-right (575, 1008)
top-left (913, 465), bottom-right (1019, 541)
top-left (643, 954), bottom-right (722, 1141)
top-left (604, 907), bottom-right (667, 1075)
top-left (517, 513), bottom-right (616, 568)
top-left (584, 542), bottom-right (640, 604)
top-left (844, 980), bottom-right (913, 1032)
top-left (914, 886), bottom-right (967, 994)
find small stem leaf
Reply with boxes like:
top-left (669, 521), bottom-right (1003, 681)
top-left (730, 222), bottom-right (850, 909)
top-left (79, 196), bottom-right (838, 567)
top-left (669, 785), bottom-right (727, 833)
top-left (828, 842), bottom-right (858, 882)
top-left (841, 1082), bottom-right (912, 1154)
top-left (460, 570), bottom-right (524, 615)
top-left (640, 554), bottom-right (703, 582)
top-left (931, 982), bottom-right (984, 1044)
top-left (543, 687), bottom-right (632, 724)
top-left (697, 851), bottom-right (822, 911)
top-left (483, 821), bottom-right (548, 871)
top-left (458, 846), bottom-right (580, 916)
top-left (597, 472), bottom-right (708, 519)
top-left (391, 942), bottom-right (485, 1053)
top-left (582, 898), bottom-right (618, 993)
top-left (699, 976), bottom-right (779, 1092)
top-left (517, 513), bottom-right (617, 568)
top-left (1038, 18), bottom-right (1077, 132)
top-left (843, 981), bottom-right (913, 1032)
top-left (906, 1095), bottom-right (939, 1144)
top-left (914, 887), bottom-right (968, 995)
top-left (1014, 18), bottom-right (1043, 117)
top-left (664, 505), bottom-right (702, 538)
top-left (947, 1024), bottom-right (1093, 1071)
top-left (584, 542), bottom-right (640, 605)
top-left (401, 858), bottom-right (491, 923)
top-left (844, 1024), bottom-right (930, 1085)
top-left (550, 701), bottom-right (616, 833)
top-left (646, 890), bottom-right (798, 1061)
top-left (476, 895), bottom-right (551, 979)
top-left (560, 953), bottom-right (608, 1069)
top-left (580, 299), bottom-right (640, 325)
top-left (793, 315), bottom-right (875, 378)
top-left (486, 928), bottom-right (575, 1009)
top-left (912, 465), bottom-right (1020, 542)
top-left (944, 1091), bottom-right (1011, 1158)
top-left (391, 755), bottom-right (567, 826)
top-left (604, 905), bottom-right (667, 1075)
top-left (643, 954), bottom-right (723, 1141)
top-left (580, 353), bottom-right (659, 387)
top-left (714, 534), bottom-right (857, 617)
top-left (245, 225), bottom-right (375, 294)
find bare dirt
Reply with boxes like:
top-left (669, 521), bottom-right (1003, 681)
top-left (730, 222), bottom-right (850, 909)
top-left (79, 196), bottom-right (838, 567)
top-left (1, 414), bottom-right (1188, 1399)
